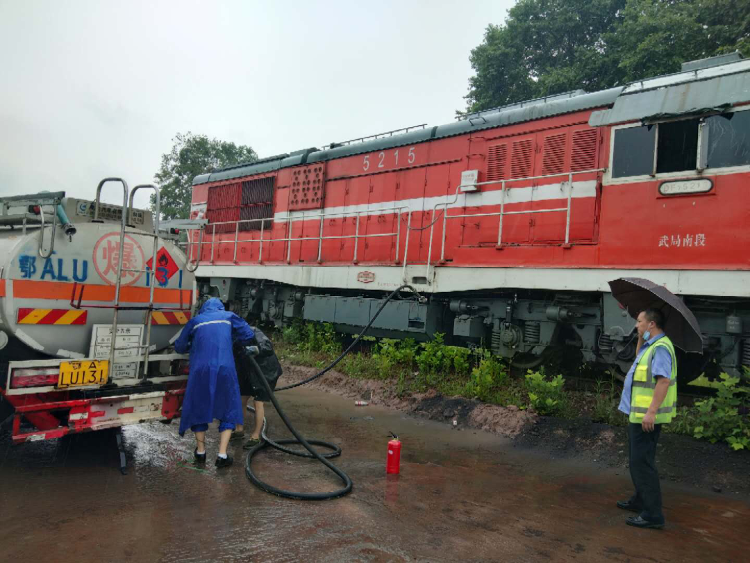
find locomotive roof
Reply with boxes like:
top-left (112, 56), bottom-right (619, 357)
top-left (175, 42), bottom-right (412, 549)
top-left (193, 53), bottom-right (747, 186)
top-left (590, 54), bottom-right (750, 126)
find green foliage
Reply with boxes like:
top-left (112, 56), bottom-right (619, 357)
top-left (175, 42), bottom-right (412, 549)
top-left (612, 0), bottom-right (750, 82)
top-left (298, 322), bottom-right (341, 355)
top-left (591, 375), bottom-right (625, 426)
top-left (466, 0), bottom-right (750, 112)
top-left (463, 350), bottom-right (508, 402)
top-left (690, 373), bottom-right (750, 451)
top-left (154, 132), bottom-right (257, 220)
top-left (665, 405), bottom-right (701, 437)
top-left (525, 368), bottom-right (568, 416)
top-left (274, 324), bottom-right (749, 450)
top-left (372, 338), bottom-right (418, 374)
top-left (281, 319), bottom-right (305, 345)
top-left (341, 352), bottom-right (380, 380)
top-left (415, 334), bottom-right (472, 377)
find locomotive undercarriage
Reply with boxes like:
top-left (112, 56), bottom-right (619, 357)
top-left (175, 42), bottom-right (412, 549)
top-left (201, 277), bottom-right (750, 383)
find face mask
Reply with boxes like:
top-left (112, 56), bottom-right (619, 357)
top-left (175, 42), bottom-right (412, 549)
top-left (643, 330), bottom-right (651, 341)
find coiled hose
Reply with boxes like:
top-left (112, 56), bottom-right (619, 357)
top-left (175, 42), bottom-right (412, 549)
top-left (245, 284), bottom-right (419, 500)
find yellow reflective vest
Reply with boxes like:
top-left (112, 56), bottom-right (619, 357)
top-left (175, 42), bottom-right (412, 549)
top-left (629, 336), bottom-right (677, 424)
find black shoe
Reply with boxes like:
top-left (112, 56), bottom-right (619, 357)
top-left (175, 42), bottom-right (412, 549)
top-left (616, 500), bottom-right (642, 513)
top-left (215, 455), bottom-right (234, 468)
top-left (194, 449), bottom-right (206, 464)
top-left (626, 515), bottom-right (664, 529)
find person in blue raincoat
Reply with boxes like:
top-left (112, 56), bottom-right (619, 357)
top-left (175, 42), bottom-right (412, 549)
top-left (174, 298), bottom-right (255, 468)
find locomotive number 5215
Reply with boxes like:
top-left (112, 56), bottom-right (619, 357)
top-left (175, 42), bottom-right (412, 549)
top-left (363, 147), bottom-right (416, 171)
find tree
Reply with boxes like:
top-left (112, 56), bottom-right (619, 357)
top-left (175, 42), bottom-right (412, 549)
top-left (466, 0), bottom-right (627, 112)
top-left (153, 132), bottom-right (257, 220)
top-left (610, 0), bottom-right (750, 80)
top-left (465, 0), bottom-right (750, 113)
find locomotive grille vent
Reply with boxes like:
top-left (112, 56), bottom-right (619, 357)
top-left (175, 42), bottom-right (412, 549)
top-left (207, 183), bottom-right (241, 210)
top-left (511, 139), bottom-right (534, 179)
top-left (242, 177), bottom-right (274, 205)
top-left (205, 207), bottom-right (239, 233)
top-left (239, 203), bottom-right (273, 231)
top-left (486, 143), bottom-right (508, 182)
top-left (206, 177), bottom-right (275, 232)
top-left (571, 129), bottom-right (598, 172)
top-left (542, 133), bottom-right (566, 176)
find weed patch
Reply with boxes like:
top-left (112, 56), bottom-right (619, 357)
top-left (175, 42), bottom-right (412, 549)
top-left (524, 368), bottom-right (568, 416)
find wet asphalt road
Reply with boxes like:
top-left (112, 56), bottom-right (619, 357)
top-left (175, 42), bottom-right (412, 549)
top-left (1, 387), bottom-right (749, 562)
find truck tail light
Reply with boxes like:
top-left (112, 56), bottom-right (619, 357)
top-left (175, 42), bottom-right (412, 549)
top-left (175, 360), bottom-right (189, 375)
top-left (10, 367), bottom-right (59, 388)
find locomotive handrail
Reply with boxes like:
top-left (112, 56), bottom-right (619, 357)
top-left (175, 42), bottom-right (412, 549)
top-left (323, 123), bottom-right (428, 149)
top-left (186, 227), bottom-right (204, 272)
top-left (184, 204), bottom-right (412, 270)
top-left (184, 170), bottom-right (604, 279)
top-left (424, 168), bottom-right (605, 283)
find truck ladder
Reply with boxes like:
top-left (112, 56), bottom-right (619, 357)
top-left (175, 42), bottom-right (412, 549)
top-left (73, 179), bottom-right (191, 382)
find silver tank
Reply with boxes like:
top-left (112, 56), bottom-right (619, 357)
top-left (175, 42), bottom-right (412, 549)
top-left (0, 215), bottom-right (194, 360)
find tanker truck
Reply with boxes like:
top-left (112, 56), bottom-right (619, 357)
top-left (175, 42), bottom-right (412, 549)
top-left (0, 180), bottom-right (195, 455)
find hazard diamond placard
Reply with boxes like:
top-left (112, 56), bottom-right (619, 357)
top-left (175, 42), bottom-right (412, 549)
top-left (146, 247), bottom-right (179, 286)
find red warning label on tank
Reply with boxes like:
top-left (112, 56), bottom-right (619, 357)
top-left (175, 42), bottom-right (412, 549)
top-left (92, 233), bottom-right (145, 286)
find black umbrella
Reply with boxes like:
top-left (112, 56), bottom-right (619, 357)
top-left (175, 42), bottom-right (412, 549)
top-left (608, 277), bottom-right (703, 353)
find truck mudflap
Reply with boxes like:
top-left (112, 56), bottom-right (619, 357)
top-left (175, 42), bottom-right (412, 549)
top-left (3, 388), bottom-right (185, 444)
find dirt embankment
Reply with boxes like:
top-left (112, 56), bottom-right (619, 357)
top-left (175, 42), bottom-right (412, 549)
top-left (281, 364), bottom-right (537, 439)
top-left (280, 363), bottom-right (750, 498)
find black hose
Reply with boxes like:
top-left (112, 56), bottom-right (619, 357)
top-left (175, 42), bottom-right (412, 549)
top-left (245, 355), bottom-right (352, 500)
top-left (276, 284), bottom-right (420, 391)
top-left (245, 284), bottom-right (419, 500)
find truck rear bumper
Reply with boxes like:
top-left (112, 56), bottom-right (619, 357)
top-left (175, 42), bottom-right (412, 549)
top-left (3, 387), bottom-right (184, 444)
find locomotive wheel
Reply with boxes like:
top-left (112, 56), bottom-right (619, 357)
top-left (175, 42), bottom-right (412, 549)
top-left (508, 352), bottom-right (545, 370)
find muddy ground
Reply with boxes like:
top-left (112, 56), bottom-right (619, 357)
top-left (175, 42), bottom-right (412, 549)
top-left (2, 369), bottom-right (750, 562)
top-left (282, 363), bottom-right (750, 499)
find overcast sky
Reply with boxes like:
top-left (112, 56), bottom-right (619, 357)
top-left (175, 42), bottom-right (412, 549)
top-left (0, 0), bottom-right (514, 208)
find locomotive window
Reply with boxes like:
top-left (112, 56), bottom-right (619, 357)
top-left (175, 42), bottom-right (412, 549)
top-left (612, 118), bottom-right (702, 178)
top-left (656, 119), bottom-right (699, 174)
top-left (706, 111), bottom-right (750, 169)
top-left (612, 125), bottom-right (655, 178)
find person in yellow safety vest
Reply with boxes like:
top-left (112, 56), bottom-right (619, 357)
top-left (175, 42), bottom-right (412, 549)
top-left (616, 308), bottom-right (677, 529)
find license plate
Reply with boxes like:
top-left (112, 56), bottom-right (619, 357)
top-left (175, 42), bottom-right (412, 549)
top-left (57, 360), bottom-right (109, 389)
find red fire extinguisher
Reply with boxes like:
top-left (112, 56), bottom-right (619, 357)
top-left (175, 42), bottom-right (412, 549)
top-left (386, 432), bottom-right (401, 474)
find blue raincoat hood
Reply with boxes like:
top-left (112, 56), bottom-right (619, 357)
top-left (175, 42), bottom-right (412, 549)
top-left (199, 298), bottom-right (225, 314)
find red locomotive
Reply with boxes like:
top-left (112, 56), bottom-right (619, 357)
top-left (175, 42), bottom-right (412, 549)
top-left (188, 52), bottom-right (750, 381)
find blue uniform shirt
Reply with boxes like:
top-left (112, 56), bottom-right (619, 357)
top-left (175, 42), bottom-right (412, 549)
top-left (618, 333), bottom-right (673, 415)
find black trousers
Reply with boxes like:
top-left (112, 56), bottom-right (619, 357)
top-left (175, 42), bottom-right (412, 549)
top-left (628, 422), bottom-right (664, 522)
